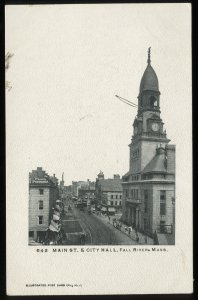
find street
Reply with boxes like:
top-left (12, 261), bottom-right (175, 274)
top-left (70, 206), bottom-right (137, 245)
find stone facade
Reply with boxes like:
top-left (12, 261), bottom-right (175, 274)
top-left (29, 167), bottom-right (59, 242)
top-left (72, 180), bottom-right (95, 199)
top-left (122, 50), bottom-right (175, 242)
top-left (95, 172), bottom-right (123, 214)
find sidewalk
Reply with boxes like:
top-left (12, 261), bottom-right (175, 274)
top-left (94, 213), bottom-right (153, 245)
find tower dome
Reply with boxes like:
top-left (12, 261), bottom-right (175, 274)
top-left (139, 47), bottom-right (159, 93)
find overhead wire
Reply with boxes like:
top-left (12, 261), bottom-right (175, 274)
top-left (115, 95), bottom-right (142, 109)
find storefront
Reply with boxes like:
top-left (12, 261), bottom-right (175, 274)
top-left (101, 206), bottom-right (107, 214)
top-left (108, 207), bottom-right (116, 215)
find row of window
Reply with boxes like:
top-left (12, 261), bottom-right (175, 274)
top-left (130, 174), bottom-right (162, 181)
top-left (142, 174), bottom-right (166, 180)
top-left (125, 189), bottom-right (139, 199)
top-left (132, 175), bottom-right (139, 181)
top-left (144, 190), bottom-right (166, 215)
top-left (110, 194), bottom-right (122, 199)
top-left (110, 201), bottom-right (122, 206)
top-left (131, 174), bottom-right (166, 181)
top-left (125, 189), bottom-right (167, 215)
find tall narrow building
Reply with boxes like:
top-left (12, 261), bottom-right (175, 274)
top-left (122, 48), bottom-right (175, 244)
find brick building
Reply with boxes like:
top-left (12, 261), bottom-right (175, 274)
top-left (71, 181), bottom-right (86, 197)
top-left (122, 49), bottom-right (175, 243)
top-left (95, 172), bottom-right (123, 214)
top-left (78, 180), bottom-right (95, 202)
top-left (71, 180), bottom-right (95, 198)
top-left (29, 167), bottom-right (59, 243)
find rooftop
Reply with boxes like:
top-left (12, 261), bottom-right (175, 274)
top-left (29, 167), bottom-right (59, 186)
top-left (142, 147), bottom-right (166, 174)
top-left (139, 48), bottom-right (159, 94)
top-left (98, 179), bottom-right (122, 192)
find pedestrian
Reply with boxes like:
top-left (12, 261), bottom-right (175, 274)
top-left (125, 226), bottom-right (128, 234)
top-left (144, 235), bottom-right (147, 244)
top-left (128, 226), bottom-right (132, 236)
top-left (136, 234), bottom-right (139, 243)
top-left (108, 215), bottom-right (111, 223)
top-left (80, 234), bottom-right (85, 244)
top-left (119, 222), bottom-right (122, 230)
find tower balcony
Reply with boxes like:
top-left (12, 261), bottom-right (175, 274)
top-left (132, 131), bottom-right (167, 141)
top-left (143, 132), bottom-right (167, 138)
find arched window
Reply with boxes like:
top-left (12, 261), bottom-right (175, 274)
top-left (150, 96), bottom-right (157, 108)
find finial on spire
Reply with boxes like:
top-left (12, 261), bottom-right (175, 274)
top-left (147, 47), bottom-right (151, 65)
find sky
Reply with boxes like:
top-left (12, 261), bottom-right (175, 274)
top-left (6, 4), bottom-right (191, 185)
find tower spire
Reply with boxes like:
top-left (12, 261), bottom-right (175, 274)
top-left (147, 47), bottom-right (151, 65)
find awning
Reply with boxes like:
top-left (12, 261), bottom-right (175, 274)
top-left (101, 207), bottom-right (107, 211)
top-left (56, 200), bottom-right (63, 204)
top-left (50, 219), bottom-right (60, 231)
top-left (53, 210), bottom-right (60, 217)
top-left (55, 204), bottom-right (61, 211)
top-left (56, 200), bottom-right (64, 207)
top-left (53, 214), bottom-right (60, 221)
top-left (49, 224), bottom-right (60, 232)
top-left (108, 207), bottom-right (116, 212)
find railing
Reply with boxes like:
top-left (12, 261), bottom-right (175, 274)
top-left (133, 132), bottom-right (167, 140)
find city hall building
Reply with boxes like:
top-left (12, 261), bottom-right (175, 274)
top-left (122, 49), bottom-right (175, 242)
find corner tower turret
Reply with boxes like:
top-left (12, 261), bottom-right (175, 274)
top-left (138, 47), bottom-right (160, 116)
top-left (130, 48), bottom-right (170, 173)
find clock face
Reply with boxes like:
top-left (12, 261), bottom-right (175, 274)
top-left (151, 123), bottom-right (159, 132)
top-left (134, 127), bottom-right (138, 134)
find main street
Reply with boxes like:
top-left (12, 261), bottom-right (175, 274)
top-left (70, 205), bottom-right (137, 245)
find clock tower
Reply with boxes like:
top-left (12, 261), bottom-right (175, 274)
top-left (130, 47), bottom-right (170, 175)
top-left (122, 48), bottom-right (175, 243)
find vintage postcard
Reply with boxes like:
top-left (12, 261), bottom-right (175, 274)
top-left (6, 3), bottom-right (193, 295)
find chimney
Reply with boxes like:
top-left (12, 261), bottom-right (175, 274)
top-left (37, 167), bottom-right (43, 178)
top-left (165, 145), bottom-right (175, 174)
top-left (98, 171), bottom-right (104, 180)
